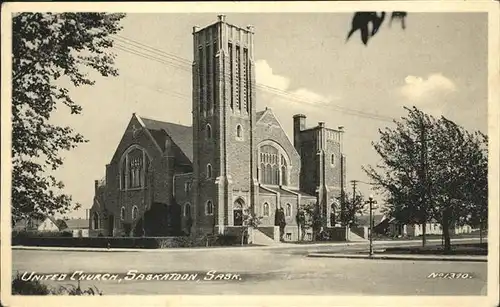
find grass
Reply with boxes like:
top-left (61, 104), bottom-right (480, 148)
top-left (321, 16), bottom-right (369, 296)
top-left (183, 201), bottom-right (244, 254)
top-left (373, 232), bottom-right (487, 241)
top-left (380, 243), bottom-right (487, 256)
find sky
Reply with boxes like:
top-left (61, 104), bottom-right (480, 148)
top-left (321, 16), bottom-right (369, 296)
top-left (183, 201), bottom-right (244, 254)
top-left (49, 13), bottom-right (488, 218)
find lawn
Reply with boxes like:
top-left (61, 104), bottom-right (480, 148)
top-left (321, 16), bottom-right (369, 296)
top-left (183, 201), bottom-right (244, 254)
top-left (379, 243), bottom-right (487, 256)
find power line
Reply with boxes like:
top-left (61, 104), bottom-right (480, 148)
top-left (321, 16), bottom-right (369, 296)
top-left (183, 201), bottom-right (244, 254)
top-left (109, 34), bottom-right (395, 123)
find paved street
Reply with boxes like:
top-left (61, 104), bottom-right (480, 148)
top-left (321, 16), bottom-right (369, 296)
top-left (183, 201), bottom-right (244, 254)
top-left (11, 239), bottom-right (487, 295)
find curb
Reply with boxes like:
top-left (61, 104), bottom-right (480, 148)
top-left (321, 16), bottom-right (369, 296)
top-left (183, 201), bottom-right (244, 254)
top-left (307, 253), bottom-right (488, 262)
top-left (11, 238), bottom-right (484, 253)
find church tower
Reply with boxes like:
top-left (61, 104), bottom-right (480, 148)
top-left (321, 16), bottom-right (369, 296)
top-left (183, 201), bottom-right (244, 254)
top-left (191, 15), bottom-right (257, 235)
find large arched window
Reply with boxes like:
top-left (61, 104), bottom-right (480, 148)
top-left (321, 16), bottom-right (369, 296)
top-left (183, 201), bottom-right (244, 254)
top-left (120, 145), bottom-right (151, 190)
top-left (258, 143), bottom-right (290, 186)
top-left (184, 203), bottom-right (191, 217)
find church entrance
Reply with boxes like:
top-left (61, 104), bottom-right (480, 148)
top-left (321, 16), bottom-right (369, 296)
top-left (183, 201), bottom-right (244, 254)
top-left (233, 198), bottom-right (245, 226)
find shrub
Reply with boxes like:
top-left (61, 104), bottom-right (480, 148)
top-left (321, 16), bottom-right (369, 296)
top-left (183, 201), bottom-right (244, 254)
top-left (12, 273), bottom-right (51, 295)
top-left (212, 234), bottom-right (240, 246)
top-left (11, 273), bottom-right (102, 295)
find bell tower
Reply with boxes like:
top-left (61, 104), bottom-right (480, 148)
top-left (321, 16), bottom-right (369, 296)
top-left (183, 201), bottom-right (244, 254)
top-left (191, 15), bottom-right (257, 235)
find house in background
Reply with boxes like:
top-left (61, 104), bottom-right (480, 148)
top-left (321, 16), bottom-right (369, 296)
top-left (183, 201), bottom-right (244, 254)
top-left (64, 218), bottom-right (91, 237)
top-left (353, 214), bottom-right (476, 238)
top-left (13, 216), bottom-right (61, 232)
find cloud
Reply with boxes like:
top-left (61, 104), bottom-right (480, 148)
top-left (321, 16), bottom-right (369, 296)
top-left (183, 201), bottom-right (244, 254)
top-left (400, 73), bottom-right (457, 101)
top-left (254, 59), bottom-right (339, 107)
top-left (255, 59), bottom-right (290, 91)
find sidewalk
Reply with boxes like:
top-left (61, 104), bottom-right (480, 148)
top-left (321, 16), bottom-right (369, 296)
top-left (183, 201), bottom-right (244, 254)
top-left (11, 237), bottom-right (484, 253)
top-left (308, 253), bottom-right (487, 262)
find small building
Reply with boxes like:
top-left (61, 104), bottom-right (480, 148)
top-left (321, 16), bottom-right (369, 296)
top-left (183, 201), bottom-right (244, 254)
top-left (64, 218), bottom-right (91, 237)
top-left (13, 216), bottom-right (61, 232)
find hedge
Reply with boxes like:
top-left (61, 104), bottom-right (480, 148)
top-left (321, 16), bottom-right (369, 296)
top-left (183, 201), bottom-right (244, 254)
top-left (12, 232), bottom-right (242, 249)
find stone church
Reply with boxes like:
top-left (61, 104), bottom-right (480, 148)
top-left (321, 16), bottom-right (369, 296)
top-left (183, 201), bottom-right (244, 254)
top-left (89, 15), bottom-right (346, 241)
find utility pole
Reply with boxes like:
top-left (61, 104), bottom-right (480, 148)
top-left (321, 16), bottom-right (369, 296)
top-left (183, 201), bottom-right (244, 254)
top-left (351, 180), bottom-right (358, 201)
top-left (365, 194), bottom-right (377, 257)
top-left (419, 115), bottom-right (428, 247)
top-left (338, 126), bottom-right (345, 228)
top-left (350, 180), bottom-right (358, 226)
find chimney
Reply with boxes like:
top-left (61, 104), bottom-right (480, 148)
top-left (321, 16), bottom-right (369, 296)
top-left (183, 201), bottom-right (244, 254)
top-left (192, 26), bottom-right (200, 34)
top-left (246, 25), bottom-right (255, 33)
top-left (293, 114), bottom-right (306, 154)
top-left (218, 14), bottom-right (226, 22)
top-left (318, 122), bottom-right (325, 128)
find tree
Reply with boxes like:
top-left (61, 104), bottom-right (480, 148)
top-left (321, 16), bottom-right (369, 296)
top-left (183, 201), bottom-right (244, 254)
top-left (339, 191), bottom-right (367, 227)
top-left (363, 107), bottom-right (433, 247)
top-left (11, 13), bottom-right (126, 223)
top-left (296, 202), bottom-right (324, 241)
top-left (347, 12), bottom-right (407, 45)
top-left (241, 209), bottom-right (262, 245)
top-left (364, 106), bottom-right (488, 251)
top-left (429, 118), bottom-right (488, 250)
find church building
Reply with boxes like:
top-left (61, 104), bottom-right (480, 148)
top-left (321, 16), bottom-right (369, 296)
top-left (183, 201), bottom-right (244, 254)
top-left (89, 15), bottom-right (346, 241)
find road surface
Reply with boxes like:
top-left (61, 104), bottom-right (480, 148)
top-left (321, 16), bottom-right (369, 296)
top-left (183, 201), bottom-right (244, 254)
top-left (11, 239), bottom-right (487, 295)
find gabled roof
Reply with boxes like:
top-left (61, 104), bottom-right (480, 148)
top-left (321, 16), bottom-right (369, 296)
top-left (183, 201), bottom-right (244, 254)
top-left (356, 214), bottom-right (387, 227)
top-left (256, 110), bottom-right (266, 121)
top-left (13, 216), bottom-right (61, 231)
top-left (139, 116), bottom-right (193, 163)
top-left (65, 219), bottom-right (90, 230)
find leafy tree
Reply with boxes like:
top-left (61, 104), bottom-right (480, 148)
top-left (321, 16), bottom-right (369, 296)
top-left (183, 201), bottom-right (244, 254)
top-left (11, 13), bottom-right (126, 223)
top-left (241, 209), bottom-right (262, 245)
top-left (338, 191), bottom-right (367, 227)
top-left (363, 107), bottom-right (433, 246)
top-left (364, 106), bottom-right (488, 251)
top-left (429, 118), bottom-right (488, 249)
top-left (296, 202), bottom-right (324, 241)
top-left (347, 12), bottom-right (407, 45)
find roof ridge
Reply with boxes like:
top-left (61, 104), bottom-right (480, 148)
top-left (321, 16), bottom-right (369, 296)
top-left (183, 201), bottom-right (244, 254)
top-left (140, 116), bottom-right (192, 129)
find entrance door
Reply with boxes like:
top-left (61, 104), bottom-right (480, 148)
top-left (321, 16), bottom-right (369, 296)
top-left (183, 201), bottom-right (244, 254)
top-left (234, 209), bottom-right (243, 226)
top-left (233, 198), bottom-right (245, 226)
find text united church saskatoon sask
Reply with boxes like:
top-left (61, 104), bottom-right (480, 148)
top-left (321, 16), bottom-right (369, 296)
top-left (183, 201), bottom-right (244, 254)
top-left (20, 270), bottom-right (242, 282)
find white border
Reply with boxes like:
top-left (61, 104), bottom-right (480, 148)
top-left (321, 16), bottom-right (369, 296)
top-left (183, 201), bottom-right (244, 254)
top-left (1, 2), bottom-right (499, 307)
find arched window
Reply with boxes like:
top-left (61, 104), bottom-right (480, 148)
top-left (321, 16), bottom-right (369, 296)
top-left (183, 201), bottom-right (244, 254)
top-left (285, 204), bottom-right (292, 217)
top-left (259, 143), bottom-right (290, 186)
top-left (92, 212), bottom-right (99, 229)
top-left (331, 153), bottom-right (336, 166)
top-left (206, 124), bottom-right (212, 140)
top-left (120, 207), bottom-right (125, 221)
top-left (184, 203), bottom-right (191, 217)
top-left (132, 206), bottom-right (138, 220)
top-left (236, 125), bottom-right (243, 139)
top-left (263, 203), bottom-right (270, 217)
top-left (206, 201), bottom-right (214, 215)
top-left (120, 145), bottom-right (150, 190)
top-left (206, 164), bottom-right (212, 179)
